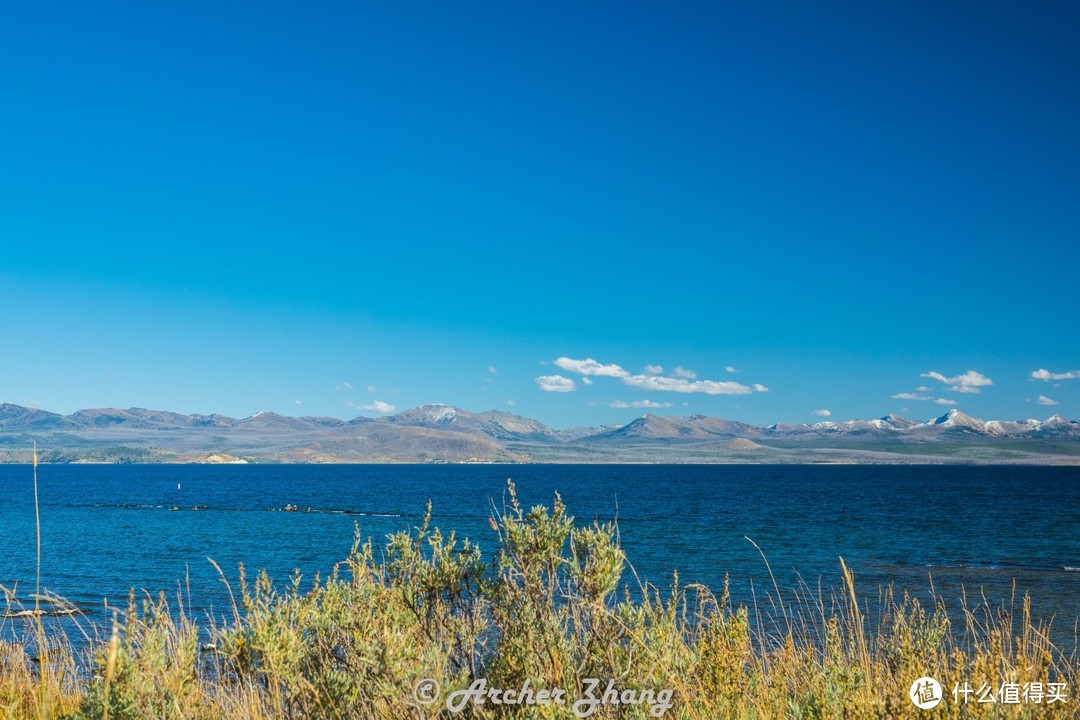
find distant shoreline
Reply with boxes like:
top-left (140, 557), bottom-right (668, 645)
top-left (3, 458), bottom-right (1080, 466)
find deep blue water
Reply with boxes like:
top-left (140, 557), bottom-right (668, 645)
top-left (1, 464), bottom-right (1078, 649)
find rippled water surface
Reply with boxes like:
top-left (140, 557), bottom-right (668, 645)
top-left (1, 464), bottom-right (1077, 647)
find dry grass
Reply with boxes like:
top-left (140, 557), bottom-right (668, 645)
top-left (1, 479), bottom-right (1077, 719)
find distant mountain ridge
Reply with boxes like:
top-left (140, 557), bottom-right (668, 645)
top-left (383, 404), bottom-right (564, 443)
top-left (0, 403), bottom-right (1077, 464)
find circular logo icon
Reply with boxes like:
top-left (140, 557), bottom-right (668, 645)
top-left (414, 678), bottom-right (440, 706)
top-left (909, 677), bottom-right (943, 709)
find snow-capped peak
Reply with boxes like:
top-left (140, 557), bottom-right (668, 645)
top-left (924, 408), bottom-right (984, 431)
top-left (416, 404), bottom-right (458, 422)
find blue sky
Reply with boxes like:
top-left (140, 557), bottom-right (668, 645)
top-left (1, 1), bottom-right (1078, 429)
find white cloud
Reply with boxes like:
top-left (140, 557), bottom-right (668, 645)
top-left (554, 355), bottom-right (767, 396)
top-left (921, 370), bottom-right (993, 394)
top-left (610, 399), bottom-right (674, 409)
top-left (554, 357), bottom-right (629, 377)
top-left (812, 409), bottom-right (831, 417)
top-left (1031, 368), bottom-right (1080, 381)
top-left (365, 385), bottom-right (377, 393)
top-left (893, 392), bottom-right (961, 405)
top-left (622, 374), bottom-right (757, 395)
top-left (294, 400), bottom-right (303, 406)
top-left (916, 386), bottom-right (931, 392)
top-left (725, 366), bottom-right (738, 374)
top-left (362, 400), bottom-right (396, 413)
top-left (488, 366), bottom-right (498, 374)
top-left (535, 375), bottom-right (576, 392)
top-left (335, 382), bottom-right (354, 391)
top-left (1037, 395), bottom-right (1059, 406)
top-left (505, 399), bottom-right (516, 406)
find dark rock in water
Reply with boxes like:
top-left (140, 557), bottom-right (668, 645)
top-left (3, 607), bottom-right (79, 619)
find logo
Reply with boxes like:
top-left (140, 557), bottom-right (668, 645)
top-left (910, 676), bottom-right (943, 709)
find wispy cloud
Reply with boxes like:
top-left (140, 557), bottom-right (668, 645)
top-left (671, 366), bottom-right (696, 379)
top-left (622, 374), bottom-right (758, 395)
top-left (335, 382), bottom-right (354, 391)
top-left (554, 357), bottom-right (629, 377)
top-left (1031, 368), bottom-right (1080, 381)
top-left (610, 399), bottom-right (674, 409)
top-left (893, 391), bottom-right (960, 405)
top-left (921, 370), bottom-right (993, 394)
top-left (294, 400), bottom-right (303, 406)
top-left (643, 364), bottom-right (664, 375)
top-left (535, 375), bottom-right (576, 392)
top-left (725, 366), bottom-right (737, 374)
top-left (365, 385), bottom-right (377, 393)
top-left (1037, 395), bottom-right (1059, 406)
top-left (812, 409), bottom-right (831, 417)
top-left (505, 399), bottom-right (516, 406)
top-left (362, 400), bottom-right (396, 413)
top-left (581, 377), bottom-right (593, 385)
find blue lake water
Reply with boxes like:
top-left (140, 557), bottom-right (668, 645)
top-left (1, 464), bottom-right (1078, 649)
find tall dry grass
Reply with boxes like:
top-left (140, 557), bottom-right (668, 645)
top-left (1, 479), bottom-right (1076, 719)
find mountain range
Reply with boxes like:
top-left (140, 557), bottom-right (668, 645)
top-left (0, 403), bottom-right (1077, 464)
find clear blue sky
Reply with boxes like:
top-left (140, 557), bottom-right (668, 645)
top-left (1, 1), bottom-right (1078, 428)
